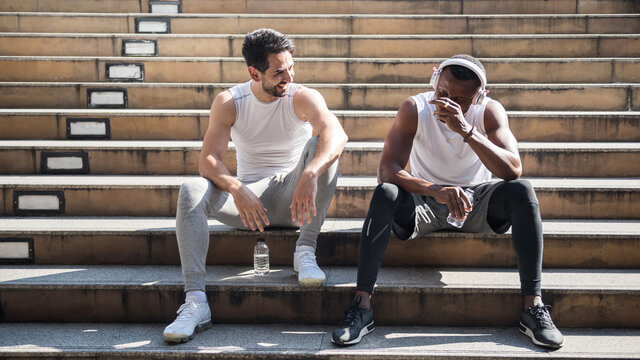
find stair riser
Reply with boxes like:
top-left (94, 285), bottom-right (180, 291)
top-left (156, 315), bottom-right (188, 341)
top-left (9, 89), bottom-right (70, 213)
top-left (0, 287), bottom-right (637, 327)
top-left (2, 187), bottom-right (639, 219)
top-left (2, 113), bottom-right (639, 142)
top-left (2, 35), bottom-right (638, 57)
top-left (2, 15), bottom-right (639, 35)
top-left (1, 84), bottom-right (636, 111)
top-left (2, 58), bottom-right (638, 84)
top-left (1, 0), bottom-right (638, 14)
top-left (3, 148), bottom-right (639, 177)
top-left (3, 231), bottom-right (638, 269)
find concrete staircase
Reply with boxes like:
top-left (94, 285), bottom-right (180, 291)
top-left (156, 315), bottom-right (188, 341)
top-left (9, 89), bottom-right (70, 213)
top-left (1, 0), bottom-right (639, 358)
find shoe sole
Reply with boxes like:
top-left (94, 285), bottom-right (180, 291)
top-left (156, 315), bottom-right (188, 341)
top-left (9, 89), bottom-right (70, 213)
top-left (331, 321), bottom-right (375, 346)
top-left (518, 322), bottom-right (564, 349)
top-left (164, 319), bottom-right (213, 343)
top-left (293, 270), bottom-right (325, 287)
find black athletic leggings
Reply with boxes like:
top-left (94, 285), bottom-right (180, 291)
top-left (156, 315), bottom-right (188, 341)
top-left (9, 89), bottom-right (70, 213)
top-left (356, 180), bottom-right (543, 296)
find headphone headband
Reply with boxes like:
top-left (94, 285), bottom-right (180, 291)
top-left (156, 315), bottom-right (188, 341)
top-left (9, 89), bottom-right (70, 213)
top-left (435, 58), bottom-right (487, 88)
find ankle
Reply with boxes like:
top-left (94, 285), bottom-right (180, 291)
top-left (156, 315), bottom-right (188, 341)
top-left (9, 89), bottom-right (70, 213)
top-left (523, 295), bottom-right (543, 310)
top-left (186, 290), bottom-right (207, 304)
top-left (355, 291), bottom-right (372, 310)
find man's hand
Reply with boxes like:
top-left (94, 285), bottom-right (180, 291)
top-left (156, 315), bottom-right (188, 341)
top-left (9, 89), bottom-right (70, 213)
top-left (230, 184), bottom-right (269, 232)
top-left (430, 185), bottom-right (473, 221)
top-left (429, 97), bottom-right (472, 136)
top-left (290, 171), bottom-right (318, 226)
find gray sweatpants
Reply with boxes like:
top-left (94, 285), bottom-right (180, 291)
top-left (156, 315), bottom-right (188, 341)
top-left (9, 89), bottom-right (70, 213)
top-left (176, 136), bottom-right (338, 292)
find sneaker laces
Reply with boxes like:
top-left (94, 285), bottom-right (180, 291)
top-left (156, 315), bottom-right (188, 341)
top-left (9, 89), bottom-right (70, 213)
top-left (175, 300), bottom-right (198, 321)
top-left (529, 304), bottom-right (554, 327)
top-left (341, 298), bottom-right (364, 326)
top-left (297, 250), bottom-right (319, 269)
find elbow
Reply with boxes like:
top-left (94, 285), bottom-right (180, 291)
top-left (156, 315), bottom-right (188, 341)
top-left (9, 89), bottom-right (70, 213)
top-left (377, 164), bottom-right (392, 184)
top-left (502, 166), bottom-right (522, 182)
top-left (198, 154), bottom-right (210, 178)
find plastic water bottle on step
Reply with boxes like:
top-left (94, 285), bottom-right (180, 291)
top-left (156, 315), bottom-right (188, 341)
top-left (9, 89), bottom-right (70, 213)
top-left (254, 237), bottom-right (269, 276)
top-left (446, 188), bottom-right (474, 228)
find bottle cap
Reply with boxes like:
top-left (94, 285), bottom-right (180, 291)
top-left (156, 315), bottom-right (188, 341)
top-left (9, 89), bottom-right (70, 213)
top-left (257, 237), bottom-right (265, 242)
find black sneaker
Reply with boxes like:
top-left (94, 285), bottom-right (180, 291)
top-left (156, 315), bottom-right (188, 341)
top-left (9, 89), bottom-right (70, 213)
top-left (331, 299), bottom-right (375, 346)
top-left (519, 304), bottom-right (564, 349)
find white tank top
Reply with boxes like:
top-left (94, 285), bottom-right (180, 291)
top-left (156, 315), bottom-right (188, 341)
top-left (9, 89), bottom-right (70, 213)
top-left (228, 81), bottom-right (312, 182)
top-left (409, 91), bottom-right (492, 186)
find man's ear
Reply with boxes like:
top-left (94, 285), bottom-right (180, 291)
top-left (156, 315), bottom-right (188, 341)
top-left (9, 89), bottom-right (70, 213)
top-left (248, 66), bottom-right (262, 82)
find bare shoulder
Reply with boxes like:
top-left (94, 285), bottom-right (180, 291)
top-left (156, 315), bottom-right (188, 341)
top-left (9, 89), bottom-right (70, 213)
top-left (292, 84), bottom-right (330, 122)
top-left (210, 90), bottom-right (236, 128)
top-left (394, 97), bottom-right (419, 134)
top-left (483, 98), bottom-right (509, 132)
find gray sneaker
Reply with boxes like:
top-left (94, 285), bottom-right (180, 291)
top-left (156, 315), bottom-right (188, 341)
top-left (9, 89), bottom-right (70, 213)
top-left (519, 304), bottom-right (564, 349)
top-left (331, 299), bottom-right (375, 346)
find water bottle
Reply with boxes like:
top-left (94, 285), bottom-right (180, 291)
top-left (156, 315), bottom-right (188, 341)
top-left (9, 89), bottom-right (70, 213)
top-left (253, 238), bottom-right (269, 276)
top-left (446, 188), bottom-right (474, 228)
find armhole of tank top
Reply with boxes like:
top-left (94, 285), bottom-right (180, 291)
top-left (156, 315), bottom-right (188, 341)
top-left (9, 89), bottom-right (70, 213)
top-left (288, 83), bottom-right (307, 124)
top-left (229, 84), bottom-right (246, 130)
top-left (475, 99), bottom-right (489, 136)
top-left (410, 94), bottom-right (425, 142)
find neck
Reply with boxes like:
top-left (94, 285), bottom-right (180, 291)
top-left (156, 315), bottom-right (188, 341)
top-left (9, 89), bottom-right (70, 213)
top-left (250, 80), bottom-right (278, 103)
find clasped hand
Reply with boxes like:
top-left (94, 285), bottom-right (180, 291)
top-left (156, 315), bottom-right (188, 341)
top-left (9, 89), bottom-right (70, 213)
top-left (431, 185), bottom-right (473, 221)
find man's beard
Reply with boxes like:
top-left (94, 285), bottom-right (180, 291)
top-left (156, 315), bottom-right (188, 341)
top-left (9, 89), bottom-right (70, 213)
top-left (262, 81), bottom-right (287, 98)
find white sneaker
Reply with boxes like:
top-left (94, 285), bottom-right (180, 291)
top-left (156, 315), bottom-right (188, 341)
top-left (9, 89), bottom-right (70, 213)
top-left (293, 245), bottom-right (326, 287)
top-left (163, 295), bottom-right (212, 343)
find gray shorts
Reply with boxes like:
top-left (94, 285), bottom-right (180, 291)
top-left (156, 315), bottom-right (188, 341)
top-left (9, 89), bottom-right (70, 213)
top-left (393, 180), bottom-right (509, 240)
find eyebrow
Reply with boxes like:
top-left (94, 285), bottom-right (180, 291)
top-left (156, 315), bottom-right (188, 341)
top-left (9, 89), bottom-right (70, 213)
top-left (275, 62), bottom-right (294, 72)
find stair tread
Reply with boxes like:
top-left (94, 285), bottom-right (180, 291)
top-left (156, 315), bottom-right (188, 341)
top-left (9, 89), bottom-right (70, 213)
top-left (1, 264), bottom-right (639, 291)
top-left (1, 175), bottom-right (639, 189)
top-left (0, 323), bottom-right (638, 359)
top-left (1, 217), bottom-right (639, 235)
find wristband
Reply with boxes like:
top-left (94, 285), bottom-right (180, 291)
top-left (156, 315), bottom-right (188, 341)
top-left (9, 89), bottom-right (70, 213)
top-left (463, 125), bottom-right (475, 143)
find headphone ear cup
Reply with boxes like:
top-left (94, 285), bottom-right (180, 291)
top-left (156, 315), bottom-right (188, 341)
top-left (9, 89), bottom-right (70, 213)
top-left (430, 69), bottom-right (439, 89)
top-left (472, 89), bottom-right (486, 105)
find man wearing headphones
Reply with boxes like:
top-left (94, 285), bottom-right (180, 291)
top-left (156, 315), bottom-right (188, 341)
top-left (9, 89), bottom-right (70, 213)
top-left (331, 54), bottom-right (564, 349)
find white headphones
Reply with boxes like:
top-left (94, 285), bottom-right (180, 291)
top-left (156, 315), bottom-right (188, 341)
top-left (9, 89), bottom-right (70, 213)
top-left (430, 57), bottom-right (488, 105)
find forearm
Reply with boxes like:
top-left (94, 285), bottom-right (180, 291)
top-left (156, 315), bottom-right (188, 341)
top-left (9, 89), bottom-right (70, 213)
top-left (379, 164), bottom-right (441, 198)
top-left (199, 153), bottom-right (244, 195)
top-left (467, 131), bottom-right (521, 180)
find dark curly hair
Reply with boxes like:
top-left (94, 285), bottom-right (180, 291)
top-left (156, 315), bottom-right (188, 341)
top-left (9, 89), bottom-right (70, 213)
top-left (241, 28), bottom-right (296, 73)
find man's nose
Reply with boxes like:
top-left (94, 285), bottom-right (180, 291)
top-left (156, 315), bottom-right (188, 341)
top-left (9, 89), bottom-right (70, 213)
top-left (284, 69), bottom-right (294, 82)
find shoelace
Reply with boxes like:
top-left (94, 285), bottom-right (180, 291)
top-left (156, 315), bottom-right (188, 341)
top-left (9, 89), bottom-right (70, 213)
top-left (341, 298), bottom-right (364, 326)
top-left (298, 251), bottom-right (319, 268)
top-left (529, 304), bottom-right (553, 327)
top-left (175, 300), bottom-right (198, 321)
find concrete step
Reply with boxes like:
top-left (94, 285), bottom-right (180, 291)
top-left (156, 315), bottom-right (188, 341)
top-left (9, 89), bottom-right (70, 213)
top-left (2, 140), bottom-right (640, 177)
top-left (2, 109), bottom-right (639, 142)
top-left (2, 13), bottom-right (639, 35)
top-left (2, 56), bottom-right (639, 84)
top-left (1, 0), bottom-right (638, 14)
top-left (1, 217), bottom-right (638, 269)
top-left (0, 265), bottom-right (638, 327)
top-left (1, 33), bottom-right (638, 58)
top-left (1, 323), bottom-right (638, 360)
top-left (1, 82), bottom-right (638, 111)
top-left (1, 175), bottom-right (638, 219)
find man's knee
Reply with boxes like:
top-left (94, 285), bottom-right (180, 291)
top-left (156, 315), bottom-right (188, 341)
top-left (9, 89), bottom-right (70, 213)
top-left (178, 177), bottom-right (210, 211)
top-left (371, 183), bottom-right (400, 206)
top-left (302, 136), bottom-right (319, 160)
top-left (502, 179), bottom-right (538, 207)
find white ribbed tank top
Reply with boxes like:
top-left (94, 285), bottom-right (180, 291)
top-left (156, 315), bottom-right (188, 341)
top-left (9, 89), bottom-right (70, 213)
top-left (228, 81), bottom-right (312, 182)
top-left (409, 91), bottom-right (492, 186)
